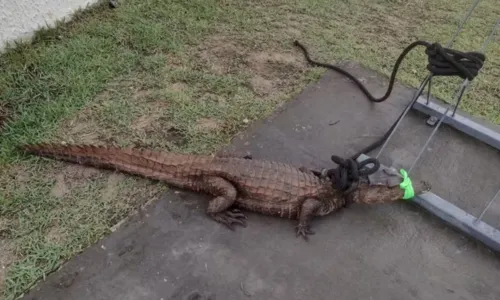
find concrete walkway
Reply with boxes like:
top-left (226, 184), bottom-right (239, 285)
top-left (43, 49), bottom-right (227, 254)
top-left (24, 63), bottom-right (500, 300)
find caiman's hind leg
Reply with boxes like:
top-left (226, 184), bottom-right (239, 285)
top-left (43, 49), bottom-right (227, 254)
top-left (199, 176), bottom-right (247, 230)
top-left (296, 198), bottom-right (321, 241)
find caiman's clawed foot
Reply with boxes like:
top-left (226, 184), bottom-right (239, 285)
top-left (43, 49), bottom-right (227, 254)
top-left (226, 208), bottom-right (247, 219)
top-left (295, 224), bottom-right (315, 241)
top-left (211, 208), bottom-right (247, 230)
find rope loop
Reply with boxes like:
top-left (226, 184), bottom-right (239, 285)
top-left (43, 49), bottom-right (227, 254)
top-left (425, 42), bottom-right (485, 80)
top-left (325, 155), bottom-right (380, 194)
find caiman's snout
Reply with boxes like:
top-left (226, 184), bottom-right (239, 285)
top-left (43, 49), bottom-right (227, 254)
top-left (355, 178), bottom-right (432, 205)
top-left (360, 165), bottom-right (432, 203)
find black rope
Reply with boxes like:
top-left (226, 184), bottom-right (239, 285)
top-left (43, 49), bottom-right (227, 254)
top-left (294, 40), bottom-right (485, 104)
top-left (424, 43), bottom-right (485, 80)
top-left (327, 155), bottom-right (379, 192)
top-left (294, 40), bottom-right (486, 194)
top-left (310, 155), bottom-right (380, 207)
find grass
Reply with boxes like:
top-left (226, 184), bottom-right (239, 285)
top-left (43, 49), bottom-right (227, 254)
top-left (0, 0), bottom-right (499, 299)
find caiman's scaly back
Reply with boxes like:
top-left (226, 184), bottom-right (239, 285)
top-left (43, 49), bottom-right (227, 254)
top-left (20, 143), bottom-right (430, 240)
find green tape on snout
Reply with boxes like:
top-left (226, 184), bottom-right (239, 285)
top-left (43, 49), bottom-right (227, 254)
top-left (399, 169), bottom-right (414, 200)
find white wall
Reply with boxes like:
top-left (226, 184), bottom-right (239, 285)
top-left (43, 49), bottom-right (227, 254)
top-left (0, 0), bottom-right (100, 51)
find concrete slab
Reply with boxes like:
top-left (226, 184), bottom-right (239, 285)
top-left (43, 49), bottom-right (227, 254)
top-left (23, 64), bottom-right (500, 300)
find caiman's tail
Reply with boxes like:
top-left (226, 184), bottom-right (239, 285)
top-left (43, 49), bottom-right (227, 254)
top-left (19, 143), bottom-right (206, 182)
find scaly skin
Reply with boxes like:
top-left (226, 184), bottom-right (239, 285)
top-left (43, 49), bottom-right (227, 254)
top-left (21, 143), bottom-right (431, 240)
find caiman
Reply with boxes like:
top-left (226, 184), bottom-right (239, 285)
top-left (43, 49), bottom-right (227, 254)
top-left (20, 143), bottom-right (431, 240)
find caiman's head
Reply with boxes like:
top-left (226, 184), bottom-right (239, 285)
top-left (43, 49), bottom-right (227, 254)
top-left (343, 160), bottom-right (432, 204)
top-left (317, 158), bottom-right (432, 209)
top-left (353, 178), bottom-right (432, 205)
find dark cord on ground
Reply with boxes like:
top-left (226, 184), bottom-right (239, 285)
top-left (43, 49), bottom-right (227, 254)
top-left (294, 39), bottom-right (486, 193)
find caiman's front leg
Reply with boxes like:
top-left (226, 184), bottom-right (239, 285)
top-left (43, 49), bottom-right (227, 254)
top-left (199, 176), bottom-right (247, 230)
top-left (296, 198), bottom-right (321, 241)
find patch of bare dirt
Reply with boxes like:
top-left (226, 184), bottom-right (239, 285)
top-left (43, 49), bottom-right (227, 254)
top-left (249, 75), bottom-right (274, 96)
top-left (55, 81), bottom-right (162, 146)
top-left (0, 218), bottom-right (9, 239)
top-left (201, 93), bottom-right (227, 106)
top-left (161, 127), bottom-right (186, 147)
top-left (131, 113), bottom-right (162, 131)
top-left (45, 225), bottom-right (65, 244)
top-left (64, 121), bottom-right (100, 144)
top-left (0, 221), bottom-right (16, 295)
top-left (195, 118), bottom-right (221, 131)
top-left (42, 164), bottom-right (102, 204)
top-left (197, 35), bottom-right (306, 97)
top-left (246, 50), bottom-right (305, 82)
top-left (132, 89), bottom-right (153, 100)
top-left (245, 50), bottom-right (305, 96)
top-left (197, 36), bottom-right (247, 75)
top-left (0, 104), bottom-right (10, 133)
top-left (247, 51), bottom-right (298, 72)
top-left (1, 165), bottom-right (30, 196)
top-left (50, 174), bottom-right (69, 198)
top-left (58, 110), bottom-right (102, 145)
top-left (164, 53), bottom-right (185, 69)
top-left (62, 165), bottom-right (101, 182)
top-left (101, 173), bottom-right (125, 202)
top-left (132, 114), bottom-right (186, 149)
top-left (170, 82), bottom-right (187, 92)
top-left (285, 26), bottom-right (301, 36)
